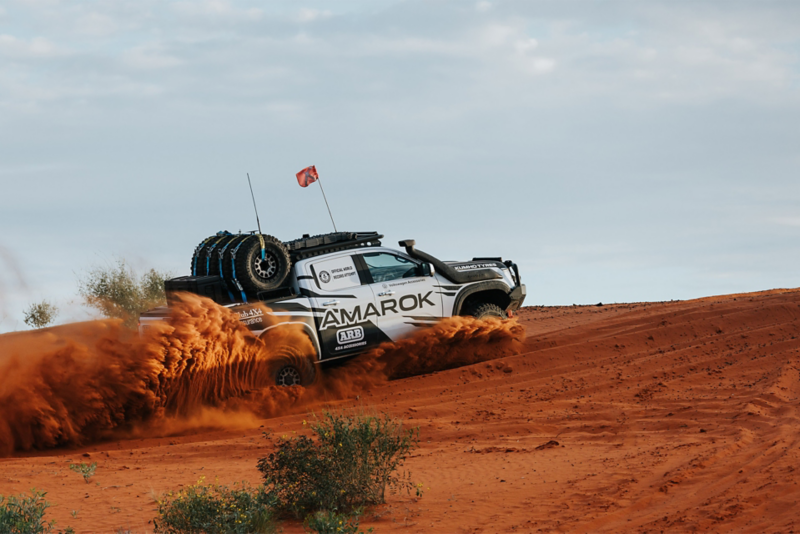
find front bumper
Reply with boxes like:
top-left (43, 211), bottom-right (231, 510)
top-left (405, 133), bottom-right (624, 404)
top-left (507, 284), bottom-right (526, 311)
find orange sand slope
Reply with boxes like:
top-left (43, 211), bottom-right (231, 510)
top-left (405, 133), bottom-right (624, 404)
top-left (2, 288), bottom-right (800, 533)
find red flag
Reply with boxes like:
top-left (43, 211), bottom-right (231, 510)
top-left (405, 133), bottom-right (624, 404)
top-left (296, 165), bottom-right (319, 188)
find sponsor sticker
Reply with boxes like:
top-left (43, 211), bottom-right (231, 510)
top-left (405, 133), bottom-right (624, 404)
top-left (335, 340), bottom-right (367, 351)
top-left (387, 278), bottom-right (425, 287)
top-left (337, 326), bottom-right (364, 344)
top-left (452, 263), bottom-right (499, 271)
top-left (331, 265), bottom-right (357, 281)
top-left (237, 308), bottom-right (263, 319)
top-left (312, 256), bottom-right (360, 290)
top-left (236, 308), bottom-right (264, 327)
top-left (320, 291), bottom-right (436, 330)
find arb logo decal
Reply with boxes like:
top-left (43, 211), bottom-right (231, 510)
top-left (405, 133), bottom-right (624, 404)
top-left (337, 326), bottom-right (364, 344)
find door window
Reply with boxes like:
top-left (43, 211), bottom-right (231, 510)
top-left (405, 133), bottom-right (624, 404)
top-left (311, 255), bottom-right (360, 291)
top-left (361, 253), bottom-right (420, 283)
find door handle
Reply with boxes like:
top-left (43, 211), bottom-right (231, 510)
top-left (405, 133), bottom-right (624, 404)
top-left (377, 290), bottom-right (395, 297)
top-left (322, 300), bottom-right (340, 306)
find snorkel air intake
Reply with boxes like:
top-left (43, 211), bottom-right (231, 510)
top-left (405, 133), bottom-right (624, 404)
top-left (398, 240), bottom-right (501, 284)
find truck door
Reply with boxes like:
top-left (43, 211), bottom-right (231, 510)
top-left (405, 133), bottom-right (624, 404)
top-left (357, 251), bottom-right (444, 341)
top-left (305, 253), bottom-right (385, 360)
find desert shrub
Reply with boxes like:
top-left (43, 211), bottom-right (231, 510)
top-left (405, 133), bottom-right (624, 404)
top-left (303, 508), bottom-right (371, 534)
top-left (23, 301), bottom-right (58, 329)
top-left (0, 489), bottom-right (73, 533)
top-left (258, 411), bottom-right (419, 519)
top-left (68, 462), bottom-right (97, 483)
top-left (153, 478), bottom-right (275, 534)
top-left (78, 259), bottom-right (169, 328)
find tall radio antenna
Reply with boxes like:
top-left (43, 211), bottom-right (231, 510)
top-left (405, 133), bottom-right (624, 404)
top-left (246, 173), bottom-right (263, 235)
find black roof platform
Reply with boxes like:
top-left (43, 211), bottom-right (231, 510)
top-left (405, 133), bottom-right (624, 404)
top-left (284, 231), bottom-right (383, 260)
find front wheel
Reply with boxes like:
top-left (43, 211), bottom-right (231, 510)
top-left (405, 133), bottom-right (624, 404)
top-left (463, 302), bottom-right (506, 320)
top-left (271, 346), bottom-right (317, 387)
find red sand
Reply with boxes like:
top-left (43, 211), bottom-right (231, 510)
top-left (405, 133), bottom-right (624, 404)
top-left (2, 288), bottom-right (800, 533)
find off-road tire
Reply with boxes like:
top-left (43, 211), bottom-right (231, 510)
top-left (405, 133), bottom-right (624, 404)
top-left (191, 235), bottom-right (219, 276)
top-left (220, 235), bottom-right (251, 284)
top-left (192, 233), bottom-right (231, 276)
top-left (206, 235), bottom-right (238, 277)
top-left (234, 234), bottom-right (291, 294)
top-left (270, 346), bottom-right (317, 387)
top-left (464, 302), bottom-right (506, 320)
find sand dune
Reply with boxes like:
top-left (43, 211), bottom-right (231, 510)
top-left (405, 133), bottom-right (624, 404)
top-left (1, 288), bottom-right (799, 532)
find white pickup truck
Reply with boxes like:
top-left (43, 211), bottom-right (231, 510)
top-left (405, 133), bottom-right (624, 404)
top-left (139, 231), bottom-right (525, 386)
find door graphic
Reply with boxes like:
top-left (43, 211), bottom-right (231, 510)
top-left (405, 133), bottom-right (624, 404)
top-left (358, 252), bottom-right (443, 341)
top-left (306, 254), bottom-right (383, 359)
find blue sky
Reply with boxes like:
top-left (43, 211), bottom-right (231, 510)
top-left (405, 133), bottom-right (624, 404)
top-left (1, 0), bottom-right (799, 330)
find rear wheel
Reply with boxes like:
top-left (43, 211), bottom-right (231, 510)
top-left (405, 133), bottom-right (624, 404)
top-left (464, 302), bottom-right (505, 320)
top-left (271, 346), bottom-right (317, 387)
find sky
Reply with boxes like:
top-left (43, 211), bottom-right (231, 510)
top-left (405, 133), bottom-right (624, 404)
top-left (1, 0), bottom-right (799, 331)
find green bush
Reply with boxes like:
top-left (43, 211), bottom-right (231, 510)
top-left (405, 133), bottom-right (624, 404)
top-left (0, 489), bottom-right (73, 534)
top-left (69, 462), bottom-right (97, 483)
top-left (23, 301), bottom-right (58, 329)
top-left (257, 411), bottom-right (419, 519)
top-left (78, 259), bottom-right (169, 328)
top-left (153, 478), bottom-right (275, 534)
top-left (303, 508), bottom-right (371, 534)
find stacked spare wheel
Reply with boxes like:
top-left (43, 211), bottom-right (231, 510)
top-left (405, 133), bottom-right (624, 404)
top-left (168, 231), bottom-right (382, 304)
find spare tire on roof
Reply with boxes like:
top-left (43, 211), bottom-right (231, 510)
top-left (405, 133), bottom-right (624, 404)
top-left (217, 235), bottom-right (250, 301)
top-left (231, 234), bottom-right (292, 294)
top-left (218, 235), bottom-right (246, 279)
top-left (206, 235), bottom-right (238, 277)
top-left (191, 235), bottom-right (215, 276)
top-left (191, 232), bottom-right (231, 276)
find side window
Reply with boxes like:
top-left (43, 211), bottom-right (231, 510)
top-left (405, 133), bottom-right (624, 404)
top-left (311, 255), bottom-right (361, 291)
top-left (362, 253), bottom-right (420, 283)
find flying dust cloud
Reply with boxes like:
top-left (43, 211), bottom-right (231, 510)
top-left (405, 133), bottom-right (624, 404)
top-left (0, 293), bottom-right (524, 456)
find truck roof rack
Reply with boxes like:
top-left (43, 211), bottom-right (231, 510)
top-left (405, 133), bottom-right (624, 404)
top-left (284, 231), bottom-right (383, 260)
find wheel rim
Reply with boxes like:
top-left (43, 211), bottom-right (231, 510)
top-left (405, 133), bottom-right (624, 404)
top-left (253, 251), bottom-right (278, 280)
top-left (276, 365), bottom-right (302, 386)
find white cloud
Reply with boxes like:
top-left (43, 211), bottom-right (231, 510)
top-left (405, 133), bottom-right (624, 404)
top-left (172, 0), bottom-right (262, 21)
top-left (74, 12), bottom-right (119, 36)
top-left (772, 217), bottom-right (800, 227)
top-left (529, 57), bottom-right (556, 73)
top-left (123, 44), bottom-right (182, 70)
top-left (514, 38), bottom-right (538, 53)
top-left (0, 34), bottom-right (64, 58)
top-left (480, 23), bottom-right (518, 47)
top-left (297, 8), bottom-right (332, 23)
top-left (351, 35), bottom-right (463, 56)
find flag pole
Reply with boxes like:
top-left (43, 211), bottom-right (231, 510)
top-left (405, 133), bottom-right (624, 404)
top-left (317, 177), bottom-right (337, 232)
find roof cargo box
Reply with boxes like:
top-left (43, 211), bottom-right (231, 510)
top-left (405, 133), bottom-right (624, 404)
top-left (165, 275), bottom-right (229, 304)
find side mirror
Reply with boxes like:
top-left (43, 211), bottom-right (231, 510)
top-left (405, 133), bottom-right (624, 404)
top-left (421, 262), bottom-right (435, 277)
